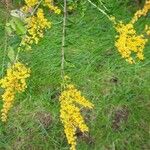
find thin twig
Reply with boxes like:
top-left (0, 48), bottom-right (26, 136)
top-left (1, 9), bottom-right (9, 78)
top-left (98, 0), bottom-right (108, 11)
top-left (14, 47), bottom-right (21, 63)
top-left (1, 31), bottom-right (8, 78)
top-left (31, 0), bottom-right (43, 16)
top-left (87, 0), bottom-right (111, 20)
top-left (61, 0), bottom-right (67, 88)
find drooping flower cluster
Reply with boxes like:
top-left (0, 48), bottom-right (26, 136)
top-left (20, 0), bottom-right (61, 50)
top-left (131, 0), bottom-right (150, 24)
top-left (21, 8), bottom-right (51, 49)
top-left (0, 0), bottom-right (61, 122)
top-left (112, 0), bottom-right (150, 64)
top-left (0, 62), bottom-right (30, 122)
top-left (115, 22), bottom-right (148, 64)
top-left (59, 83), bottom-right (94, 150)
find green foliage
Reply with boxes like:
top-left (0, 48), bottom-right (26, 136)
top-left (6, 17), bottom-right (26, 36)
top-left (13, 17), bottom-right (26, 35)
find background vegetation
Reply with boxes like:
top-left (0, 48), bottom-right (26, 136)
top-left (0, 0), bottom-right (150, 149)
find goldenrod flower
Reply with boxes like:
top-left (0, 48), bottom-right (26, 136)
top-left (111, 0), bottom-right (150, 64)
top-left (19, 0), bottom-right (61, 50)
top-left (115, 22), bottom-right (147, 63)
top-left (0, 62), bottom-right (30, 122)
top-left (59, 84), bottom-right (94, 150)
top-left (21, 8), bottom-right (51, 48)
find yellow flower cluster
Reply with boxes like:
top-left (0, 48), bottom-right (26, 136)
top-left (21, 8), bottom-right (51, 49)
top-left (112, 0), bottom-right (150, 64)
top-left (115, 22), bottom-right (148, 64)
top-left (59, 84), bottom-right (94, 150)
top-left (44, 0), bottom-right (61, 14)
top-left (20, 0), bottom-right (61, 50)
top-left (0, 62), bottom-right (30, 122)
top-left (131, 0), bottom-right (150, 24)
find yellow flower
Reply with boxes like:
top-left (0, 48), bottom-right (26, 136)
top-left (111, 0), bottom-right (150, 64)
top-left (0, 62), bottom-right (30, 122)
top-left (19, 0), bottom-right (60, 50)
top-left (115, 22), bottom-right (147, 63)
top-left (21, 8), bottom-right (51, 48)
top-left (59, 83), bottom-right (94, 150)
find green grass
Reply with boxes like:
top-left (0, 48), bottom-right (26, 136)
top-left (0, 0), bottom-right (150, 150)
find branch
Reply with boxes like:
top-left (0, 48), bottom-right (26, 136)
top-left (31, 0), bottom-right (43, 16)
top-left (61, 0), bottom-right (67, 86)
top-left (1, 31), bottom-right (8, 78)
top-left (1, 12), bottom-right (9, 78)
top-left (87, 0), bottom-right (111, 20)
top-left (98, 0), bottom-right (108, 11)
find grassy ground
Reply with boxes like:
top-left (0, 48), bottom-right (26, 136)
top-left (0, 1), bottom-right (150, 150)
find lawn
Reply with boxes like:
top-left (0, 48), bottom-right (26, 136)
top-left (0, 0), bottom-right (150, 150)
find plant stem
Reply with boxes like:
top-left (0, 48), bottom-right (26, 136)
top-left (1, 31), bottom-right (8, 78)
top-left (61, 0), bottom-right (67, 88)
top-left (87, 0), bottom-right (111, 20)
top-left (14, 47), bottom-right (20, 63)
top-left (31, 0), bottom-right (43, 16)
top-left (98, 0), bottom-right (108, 11)
top-left (1, 10), bottom-right (9, 78)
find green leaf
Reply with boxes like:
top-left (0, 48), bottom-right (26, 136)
top-left (8, 46), bottom-right (15, 62)
top-left (13, 17), bottom-right (26, 35)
